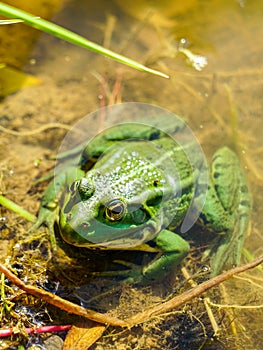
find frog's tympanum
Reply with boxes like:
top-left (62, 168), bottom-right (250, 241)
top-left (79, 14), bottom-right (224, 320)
top-left (33, 118), bottom-right (251, 282)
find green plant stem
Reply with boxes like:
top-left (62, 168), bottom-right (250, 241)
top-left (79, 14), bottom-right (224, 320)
top-left (0, 195), bottom-right (36, 223)
top-left (0, 2), bottom-right (169, 78)
top-left (243, 248), bottom-right (263, 271)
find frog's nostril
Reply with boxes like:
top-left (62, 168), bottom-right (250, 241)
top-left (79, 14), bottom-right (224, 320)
top-left (81, 222), bottom-right (90, 229)
top-left (66, 214), bottom-right (72, 222)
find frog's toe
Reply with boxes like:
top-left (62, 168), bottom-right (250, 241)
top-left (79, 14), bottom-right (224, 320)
top-left (203, 231), bottom-right (242, 276)
top-left (29, 220), bottom-right (41, 232)
top-left (91, 260), bottom-right (144, 284)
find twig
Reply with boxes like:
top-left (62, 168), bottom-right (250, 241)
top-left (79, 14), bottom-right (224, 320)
top-left (0, 263), bottom-right (128, 327)
top-left (1, 257), bottom-right (262, 329)
top-left (0, 325), bottom-right (71, 337)
top-left (206, 299), bottom-right (263, 310)
top-left (181, 267), bottom-right (220, 335)
top-left (0, 123), bottom-right (72, 136)
top-left (126, 255), bottom-right (263, 326)
top-left (219, 283), bottom-right (238, 336)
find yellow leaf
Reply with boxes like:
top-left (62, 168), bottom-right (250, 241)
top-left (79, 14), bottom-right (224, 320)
top-left (0, 64), bottom-right (40, 96)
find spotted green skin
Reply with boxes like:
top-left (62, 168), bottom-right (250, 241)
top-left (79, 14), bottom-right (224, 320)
top-left (33, 122), bottom-right (251, 282)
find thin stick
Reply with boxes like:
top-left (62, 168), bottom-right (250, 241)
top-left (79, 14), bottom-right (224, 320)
top-left (207, 299), bottom-right (263, 310)
top-left (126, 255), bottom-right (263, 326)
top-left (181, 267), bottom-right (219, 335)
top-left (1, 257), bottom-right (262, 328)
top-left (0, 123), bottom-right (72, 136)
top-left (0, 263), bottom-right (128, 327)
top-left (0, 325), bottom-right (72, 337)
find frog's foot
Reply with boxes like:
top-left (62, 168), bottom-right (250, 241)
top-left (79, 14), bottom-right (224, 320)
top-left (91, 260), bottom-right (145, 284)
top-left (204, 214), bottom-right (251, 276)
top-left (92, 231), bottom-right (190, 284)
top-left (29, 205), bottom-right (58, 250)
top-left (141, 230), bottom-right (190, 282)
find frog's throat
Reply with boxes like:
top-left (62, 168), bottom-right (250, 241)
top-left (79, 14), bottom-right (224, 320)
top-left (62, 218), bottom-right (161, 250)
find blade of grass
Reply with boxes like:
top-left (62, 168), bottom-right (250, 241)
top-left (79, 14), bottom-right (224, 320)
top-left (0, 2), bottom-right (169, 78)
top-left (0, 195), bottom-right (37, 223)
top-left (0, 18), bottom-right (22, 24)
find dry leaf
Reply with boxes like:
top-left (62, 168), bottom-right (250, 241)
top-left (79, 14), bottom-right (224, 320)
top-left (63, 319), bottom-right (106, 350)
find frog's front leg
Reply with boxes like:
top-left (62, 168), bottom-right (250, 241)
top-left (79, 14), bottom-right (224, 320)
top-left (98, 231), bottom-right (189, 283)
top-left (200, 147), bottom-right (251, 275)
top-left (31, 166), bottom-right (85, 249)
top-left (30, 175), bottom-right (63, 249)
top-left (142, 230), bottom-right (190, 282)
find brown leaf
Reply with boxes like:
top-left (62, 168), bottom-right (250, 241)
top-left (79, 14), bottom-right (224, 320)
top-left (63, 319), bottom-right (106, 350)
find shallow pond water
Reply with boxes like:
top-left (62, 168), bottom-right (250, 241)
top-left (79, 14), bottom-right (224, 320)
top-left (0, 1), bottom-right (263, 349)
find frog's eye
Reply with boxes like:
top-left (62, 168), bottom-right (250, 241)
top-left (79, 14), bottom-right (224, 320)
top-left (105, 199), bottom-right (126, 221)
top-left (69, 178), bottom-right (94, 200)
top-left (78, 178), bottom-right (95, 200)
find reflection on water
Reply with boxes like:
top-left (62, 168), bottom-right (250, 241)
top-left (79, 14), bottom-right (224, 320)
top-left (0, 0), bottom-right (262, 349)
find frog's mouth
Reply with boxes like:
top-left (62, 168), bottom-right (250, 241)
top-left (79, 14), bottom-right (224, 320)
top-left (59, 215), bottom-right (161, 250)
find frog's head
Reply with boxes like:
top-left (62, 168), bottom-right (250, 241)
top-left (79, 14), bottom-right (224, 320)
top-left (59, 167), bottom-right (173, 249)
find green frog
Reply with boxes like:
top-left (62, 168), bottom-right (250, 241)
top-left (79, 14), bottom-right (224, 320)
top-left (33, 118), bottom-right (251, 282)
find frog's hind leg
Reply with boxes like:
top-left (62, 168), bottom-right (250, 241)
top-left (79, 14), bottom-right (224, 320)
top-left (142, 230), bottom-right (190, 282)
top-left (201, 147), bottom-right (251, 276)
